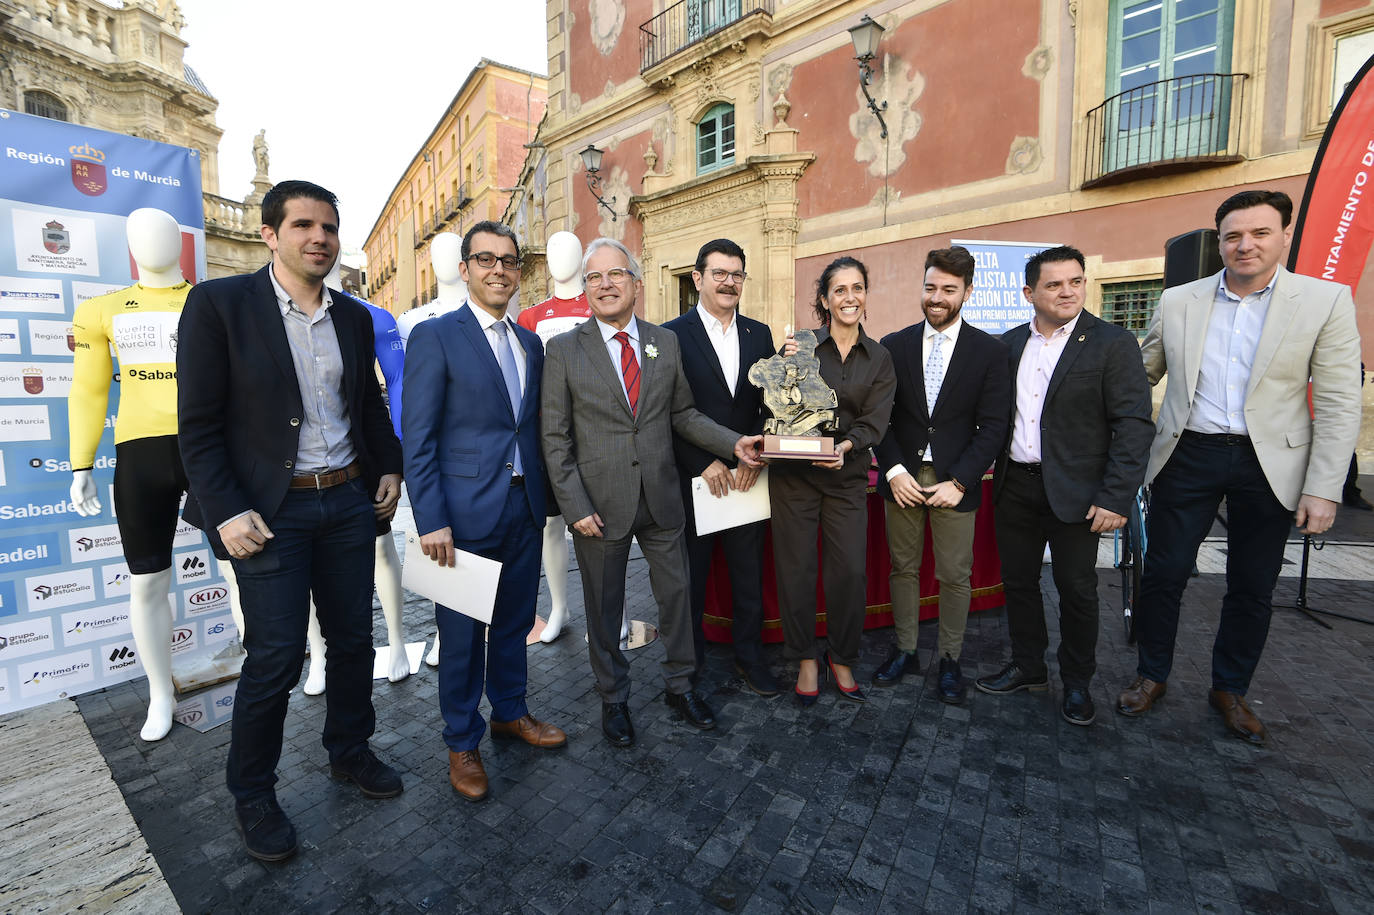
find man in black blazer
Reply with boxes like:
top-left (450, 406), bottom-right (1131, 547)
top-left (974, 246), bottom-right (1152, 726)
top-left (178, 181), bottom-right (404, 862)
top-left (664, 239), bottom-right (778, 697)
top-left (872, 247), bottom-right (1010, 702)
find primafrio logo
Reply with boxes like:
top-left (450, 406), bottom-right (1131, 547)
top-left (42, 219), bottom-right (70, 254)
top-left (19, 650), bottom-right (95, 699)
top-left (69, 142), bottom-right (107, 196)
top-left (62, 604), bottom-right (130, 646)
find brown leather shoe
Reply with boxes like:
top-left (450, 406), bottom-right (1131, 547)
top-left (448, 749), bottom-right (489, 802)
top-left (490, 714), bottom-right (567, 748)
top-left (1208, 689), bottom-right (1267, 744)
top-left (1116, 676), bottom-right (1167, 717)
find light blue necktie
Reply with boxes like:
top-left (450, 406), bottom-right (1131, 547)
top-left (491, 320), bottom-right (524, 476)
top-left (924, 331), bottom-right (945, 417)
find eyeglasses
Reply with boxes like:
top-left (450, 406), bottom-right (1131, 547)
top-left (467, 252), bottom-right (522, 271)
top-left (583, 268), bottom-right (636, 287)
top-left (703, 268), bottom-right (747, 284)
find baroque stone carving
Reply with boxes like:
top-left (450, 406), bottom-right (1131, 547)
top-left (589, 0), bottom-right (625, 57)
top-left (762, 217), bottom-right (800, 245)
top-left (850, 57), bottom-right (925, 178)
top-left (1005, 136), bottom-right (1043, 175)
top-left (1023, 45), bottom-right (1052, 81)
top-left (767, 63), bottom-right (793, 100)
top-left (772, 92), bottom-right (791, 125)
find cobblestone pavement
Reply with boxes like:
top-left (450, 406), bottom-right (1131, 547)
top-left (77, 501), bottom-right (1374, 914)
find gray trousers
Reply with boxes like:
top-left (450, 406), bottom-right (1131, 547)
top-left (572, 494), bottom-right (695, 703)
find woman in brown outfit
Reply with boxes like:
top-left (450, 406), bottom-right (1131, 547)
top-left (769, 256), bottom-right (896, 705)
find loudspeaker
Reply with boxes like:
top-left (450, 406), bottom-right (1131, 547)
top-left (1163, 228), bottom-right (1222, 288)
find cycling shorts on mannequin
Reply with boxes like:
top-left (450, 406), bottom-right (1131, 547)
top-left (113, 435), bottom-right (189, 574)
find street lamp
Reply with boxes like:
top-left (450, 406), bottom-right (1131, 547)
top-left (579, 143), bottom-right (617, 222)
top-left (848, 14), bottom-right (889, 140)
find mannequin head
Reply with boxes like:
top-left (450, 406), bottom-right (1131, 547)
top-left (432, 232), bottom-right (467, 304)
top-left (126, 208), bottom-right (184, 287)
top-left (547, 231), bottom-right (584, 299)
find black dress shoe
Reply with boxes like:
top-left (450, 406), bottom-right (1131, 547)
top-left (235, 798), bottom-right (298, 862)
top-left (330, 747), bottom-right (403, 799)
top-left (1062, 687), bottom-right (1096, 726)
top-left (975, 662), bottom-right (1050, 695)
top-left (666, 690), bottom-right (717, 730)
top-left (602, 702), bottom-right (635, 747)
top-left (735, 661), bottom-right (780, 698)
top-left (872, 648), bottom-right (919, 686)
top-left (937, 657), bottom-right (966, 704)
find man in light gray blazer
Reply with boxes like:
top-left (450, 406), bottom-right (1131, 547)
top-left (541, 238), bottom-right (764, 747)
top-left (1117, 190), bottom-right (1362, 744)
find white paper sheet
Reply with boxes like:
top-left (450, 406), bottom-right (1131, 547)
top-left (401, 531), bottom-right (501, 624)
top-left (691, 467), bottom-right (771, 536)
top-left (371, 641), bottom-right (427, 679)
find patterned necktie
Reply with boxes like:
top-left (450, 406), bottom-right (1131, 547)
top-left (925, 332), bottom-right (945, 417)
top-left (614, 330), bottom-right (640, 415)
top-left (491, 320), bottom-right (524, 475)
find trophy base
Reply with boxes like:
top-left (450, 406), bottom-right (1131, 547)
top-left (761, 434), bottom-right (838, 461)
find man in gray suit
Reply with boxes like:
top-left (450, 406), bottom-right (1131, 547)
top-left (541, 238), bottom-right (764, 747)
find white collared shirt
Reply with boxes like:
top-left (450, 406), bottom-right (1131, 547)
top-left (697, 303), bottom-right (740, 395)
top-left (1185, 269), bottom-right (1277, 436)
top-left (465, 301), bottom-right (526, 393)
top-left (885, 317), bottom-right (964, 481)
top-left (1009, 310), bottom-right (1082, 465)
top-left (597, 316), bottom-right (641, 409)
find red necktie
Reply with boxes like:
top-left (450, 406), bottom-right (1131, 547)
top-left (614, 331), bottom-right (639, 415)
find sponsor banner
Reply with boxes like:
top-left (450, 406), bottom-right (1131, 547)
top-left (183, 582), bottom-right (230, 618)
top-left (0, 276), bottom-right (64, 315)
top-left (27, 319), bottom-right (75, 356)
top-left (0, 530), bottom-right (62, 572)
top-left (0, 109), bottom-right (216, 713)
top-left (172, 516), bottom-right (200, 548)
top-left (25, 567), bottom-right (95, 611)
top-left (17, 648), bottom-right (94, 700)
top-left (101, 639), bottom-right (141, 677)
top-left (61, 601), bottom-right (131, 646)
top-left (0, 404), bottom-right (50, 442)
top-left (949, 239), bottom-right (1051, 334)
top-left (0, 318), bottom-right (19, 354)
top-left (67, 522), bottom-right (123, 562)
top-left (201, 614), bottom-right (237, 646)
top-left (0, 616), bottom-right (55, 659)
top-left (0, 666), bottom-right (10, 707)
top-left (169, 624), bottom-right (197, 656)
top-left (172, 679), bottom-right (236, 733)
top-left (174, 549), bottom-right (210, 584)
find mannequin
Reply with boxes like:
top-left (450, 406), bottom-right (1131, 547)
top-left (68, 207), bottom-right (190, 741)
top-left (405, 232), bottom-right (467, 667)
top-left (297, 260), bottom-right (411, 693)
top-left (516, 231), bottom-right (589, 643)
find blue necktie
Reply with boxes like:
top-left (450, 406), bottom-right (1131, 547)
top-left (491, 320), bottom-right (524, 476)
top-left (925, 332), bottom-right (945, 417)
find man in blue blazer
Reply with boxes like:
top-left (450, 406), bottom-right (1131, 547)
top-left (403, 221), bottom-right (566, 803)
top-left (664, 239), bottom-right (778, 697)
top-left (178, 181), bottom-right (404, 862)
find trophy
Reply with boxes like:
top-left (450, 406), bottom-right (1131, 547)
top-left (747, 329), bottom-right (840, 460)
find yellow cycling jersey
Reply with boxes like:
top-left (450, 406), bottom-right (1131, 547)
top-left (68, 282), bottom-right (190, 468)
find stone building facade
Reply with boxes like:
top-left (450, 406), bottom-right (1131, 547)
top-left (362, 59), bottom-right (547, 316)
top-left (1, 0), bottom-right (266, 277)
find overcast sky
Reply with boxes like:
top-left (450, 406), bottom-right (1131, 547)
top-left (177, 0), bottom-right (548, 254)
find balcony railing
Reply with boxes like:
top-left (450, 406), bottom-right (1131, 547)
top-left (640, 0), bottom-right (773, 72)
top-left (1083, 72), bottom-right (1247, 189)
top-left (457, 181), bottom-right (474, 209)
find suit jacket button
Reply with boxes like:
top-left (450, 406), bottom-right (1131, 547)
top-left (284, 460), bottom-right (293, 469)
top-left (290, 417), bottom-right (300, 427)
top-left (632, 460), bottom-right (639, 467)
top-left (928, 426), bottom-right (935, 434)
top-left (505, 463), bottom-right (514, 470)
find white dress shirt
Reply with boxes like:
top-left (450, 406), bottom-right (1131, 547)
top-left (1010, 311), bottom-right (1082, 465)
top-left (1185, 270), bottom-right (1276, 436)
top-left (696, 303), bottom-right (740, 396)
top-left (596, 316), bottom-right (641, 409)
top-left (465, 301), bottom-right (526, 392)
top-left (885, 317), bottom-right (963, 482)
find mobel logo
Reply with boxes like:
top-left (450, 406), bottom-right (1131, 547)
top-left (42, 220), bottom-right (70, 254)
top-left (69, 142), bottom-right (107, 196)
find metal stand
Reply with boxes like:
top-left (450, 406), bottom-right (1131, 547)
top-left (1276, 535), bottom-right (1374, 627)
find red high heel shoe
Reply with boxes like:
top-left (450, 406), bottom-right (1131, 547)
top-left (826, 651), bottom-right (867, 703)
top-left (794, 659), bottom-right (827, 707)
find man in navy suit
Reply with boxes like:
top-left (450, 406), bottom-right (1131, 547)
top-left (872, 246), bottom-right (1010, 702)
top-left (403, 221), bottom-right (566, 803)
top-left (664, 239), bottom-right (778, 697)
top-left (178, 180), bottom-right (404, 862)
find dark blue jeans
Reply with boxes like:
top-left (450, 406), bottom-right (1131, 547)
top-left (437, 482), bottom-right (540, 752)
top-left (226, 479), bottom-right (377, 803)
top-left (1135, 433), bottom-right (1292, 693)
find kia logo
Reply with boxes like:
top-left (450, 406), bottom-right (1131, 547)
top-left (176, 709), bottom-right (204, 724)
top-left (189, 587), bottom-right (227, 605)
top-left (171, 627), bottom-right (193, 644)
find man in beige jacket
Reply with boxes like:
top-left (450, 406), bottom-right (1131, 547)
top-left (1116, 189), bottom-right (1362, 744)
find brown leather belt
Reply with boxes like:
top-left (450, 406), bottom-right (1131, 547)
top-left (289, 462), bottom-right (362, 490)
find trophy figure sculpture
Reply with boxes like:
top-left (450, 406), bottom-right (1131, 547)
top-left (748, 329), bottom-right (839, 460)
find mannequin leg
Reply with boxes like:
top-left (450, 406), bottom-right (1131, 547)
top-left (375, 534), bottom-right (410, 681)
top-left (304, 601), bottom-right (327, 696)
top-left (538, 515), bottom-right (571, 643)
top-left (129, 569), bottom-right (175, 741)
top-left (425, 626), bottom-right (441, 667)
top-left (216, 558), bottom-right (247, 642)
